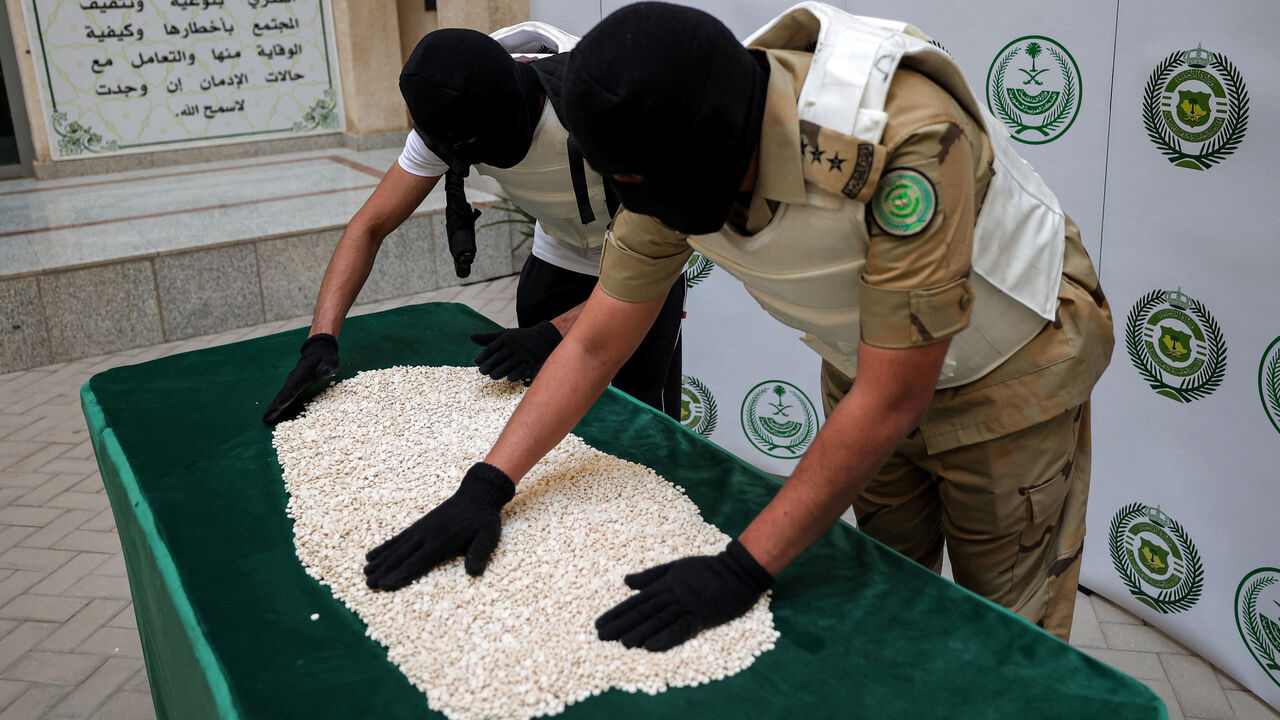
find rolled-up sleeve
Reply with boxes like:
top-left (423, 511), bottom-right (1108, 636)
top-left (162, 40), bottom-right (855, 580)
top-left (861, 120), bottom-right (977, 348)
top-left (597, 209), bottom-right (693, 303)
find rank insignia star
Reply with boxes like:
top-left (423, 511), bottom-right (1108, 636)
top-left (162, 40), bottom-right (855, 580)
top-left (826, 152), bottom-right (846, 172)
top-left (809, 143), bottom-right (826, 164)
top-left (800, 136), bottom-right (809, 158)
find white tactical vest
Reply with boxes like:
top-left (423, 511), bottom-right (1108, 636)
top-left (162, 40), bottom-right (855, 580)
top-left (691, 3), bottom-right (1066, 388)
top-left (474, 22), bottom-right (612, 251)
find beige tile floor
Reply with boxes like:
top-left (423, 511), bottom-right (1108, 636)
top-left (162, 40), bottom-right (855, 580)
top-left (0, 274), bottom-right (1275, 720)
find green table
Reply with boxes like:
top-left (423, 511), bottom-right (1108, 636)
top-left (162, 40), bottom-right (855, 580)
top-left (82, 303), bottom-right (1165, 720)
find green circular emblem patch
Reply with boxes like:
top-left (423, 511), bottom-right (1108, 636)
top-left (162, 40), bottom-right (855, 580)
top-left (1258, 336), bottom-right (1280, 437)
top-left (871, 168), bottom-right (936, 237)
top-left (680, 375), bottom-right (718, 437)
top-left (1235, 568), bottom-right (1280, 688)
top-left (684, 251), bottom-right (715, 289)
top-left (1143, 43), bottom-right (1249, 171)
top-left (987, 35), bottom-right (1082, 144)
top-left (740, 381), bottom-right (817, 459)
top-left (1125, 288), bottom-right (1227, 403)
top-left (1108, 502), bottom-right (1204, 614)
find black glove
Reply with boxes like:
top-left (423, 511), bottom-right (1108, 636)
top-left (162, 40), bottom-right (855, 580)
top-left (470, 321), bottom-right (562, 382)
top-left (262, 333), bottom-right (340, 425)
top-left (364, 462), bottom-right (516, 590)
top-left (444, 170), bottom-right (480, 278)
top-left (596, 539), bottom-right (773, 652)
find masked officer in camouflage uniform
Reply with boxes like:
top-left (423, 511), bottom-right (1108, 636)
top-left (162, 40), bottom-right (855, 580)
top-left (261, 24), bottom-right (685, 426)
top-left (360, 2), bottom-right (1114, 650)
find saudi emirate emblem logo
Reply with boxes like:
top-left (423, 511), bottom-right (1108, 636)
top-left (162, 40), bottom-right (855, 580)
top-left (740, 381), bottom-right (817, 459)
top-left (679, 375), bottom-right (718, 437)
top-left (1235, 568), bottom-right (1280, 688)
top-left (1143, 43), bottom-right (1249, 171)
top-left (987, 35), bottom-right (1082, 144)
top-left (1125, 288), bottom-right (1227, 403)
top-left (1109, 503), bottom-right (1204, 614)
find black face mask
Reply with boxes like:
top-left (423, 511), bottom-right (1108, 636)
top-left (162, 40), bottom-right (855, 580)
top-left (400, 28), bottom-right (544, 170)
top-left (562, 2), bottom-right (767, 235)
top-left (417, 129), bottom-right (468, 176)
top-left (605, 170), bottom-right (743, 237)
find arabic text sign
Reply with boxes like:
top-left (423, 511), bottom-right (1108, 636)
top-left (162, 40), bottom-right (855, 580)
top-left (24, 0), bottom-right (343, 158)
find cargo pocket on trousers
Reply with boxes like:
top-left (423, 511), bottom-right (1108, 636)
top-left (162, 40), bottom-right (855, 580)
top-left (1017, 470), bottom-right (1070, 567)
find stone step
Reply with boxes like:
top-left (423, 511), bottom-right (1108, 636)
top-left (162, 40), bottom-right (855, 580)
top-left (0, 148), bottom-right (522, 373)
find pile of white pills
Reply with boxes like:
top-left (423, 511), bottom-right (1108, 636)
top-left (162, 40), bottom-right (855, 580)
top-left (272, 366), bottom-right (778, 720)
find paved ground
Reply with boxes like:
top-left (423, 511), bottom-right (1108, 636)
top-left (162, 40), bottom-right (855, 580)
top-left (0, 274), bottom-right (1275, 720)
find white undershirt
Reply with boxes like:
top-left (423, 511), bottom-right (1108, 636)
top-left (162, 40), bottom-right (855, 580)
top-left (395, 129), bottom-right (450, 178)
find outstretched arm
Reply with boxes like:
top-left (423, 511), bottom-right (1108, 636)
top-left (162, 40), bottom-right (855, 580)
top-left (311, 163), bottom-right (440, 338)
top-left (549, 302), bottom-right (586, 335)
top-left (738, 338), bottom-right (950, 574)
top-left (262, 162), bottom-right (438, 425)
top-left (594, 338), bottom-right (950, 651)
top-left (484, 284), bottom-right (667, 481)
top-left (363, 283), bottom-right (667, 589)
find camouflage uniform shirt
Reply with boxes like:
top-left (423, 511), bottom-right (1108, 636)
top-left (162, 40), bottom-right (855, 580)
top-left (598, 48), bottom-right (1114, 453)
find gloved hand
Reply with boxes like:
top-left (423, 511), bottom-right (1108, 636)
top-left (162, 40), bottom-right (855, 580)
top-left (444, 170), bottom-right (480, 278)
top-left (262, 333), bottom-right (340, 425)
top-left (470, 321), bottom-right (562, 382)
top-left (364, 462), bottom-right (516, 590)
top-left (596, 539), bottom-right (773, 652)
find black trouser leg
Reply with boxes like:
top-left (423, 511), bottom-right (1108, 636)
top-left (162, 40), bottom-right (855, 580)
top-left (515, 255), bottom-right (598, 327)
top-left (514, 255), bottom-right (684, 420)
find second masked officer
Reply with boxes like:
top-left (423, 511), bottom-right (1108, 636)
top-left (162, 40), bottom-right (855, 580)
top-left (261, 22), bottom-right (685, 425)
top-left (361, 2), bottom-right (1114, 650)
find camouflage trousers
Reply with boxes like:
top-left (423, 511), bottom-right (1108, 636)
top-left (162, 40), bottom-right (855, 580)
top-left (822, 366), bottom-right (1091, 641)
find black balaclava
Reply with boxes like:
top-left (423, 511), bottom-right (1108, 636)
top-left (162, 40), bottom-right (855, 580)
top-left (562, 2), bottom-right (768, 235)
top-left (400, 28), bottom-right (544, 170)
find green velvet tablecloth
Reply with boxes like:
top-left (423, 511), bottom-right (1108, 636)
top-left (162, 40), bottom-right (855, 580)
top-left (81, 302), bottom-right (1165, 720)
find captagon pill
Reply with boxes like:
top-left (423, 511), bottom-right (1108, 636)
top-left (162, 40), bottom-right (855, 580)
top-left (274, 366), bottom-right (778, 720)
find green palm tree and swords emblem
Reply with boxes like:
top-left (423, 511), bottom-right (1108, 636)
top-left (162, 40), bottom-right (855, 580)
top-left (987, 36), bottom-right (1081, 144)
top-left (1019, 41), bottom-right (1051, 85)
top-left (741, 381), bottom-right (817, 458)
top-left (760, 385), bottom-right (804, 439)
top-left (1006, 42), bottom-right (1062, 123)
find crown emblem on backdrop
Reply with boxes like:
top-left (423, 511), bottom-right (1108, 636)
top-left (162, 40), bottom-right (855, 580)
top-left (1164, 287), bottom-right (1192, 310)
top-left (1183, 43), bottom-right (1213, 68)
top-left (1145, 505), bottom-right (1173, 528)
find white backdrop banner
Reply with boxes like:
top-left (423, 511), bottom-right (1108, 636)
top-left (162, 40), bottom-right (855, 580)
top-left (848, 0), bottom-right (1117, 263)
top-left (1085, 0), bottom-right (1278, 710)
top-left (678, 251), bottom-right (824, 477)
top-left (21, 0), bottom-right (344, 158)
top-left (531, 0), bottom-right (1116, 258)
top-left (533, 0), bottom-right (1280, 708)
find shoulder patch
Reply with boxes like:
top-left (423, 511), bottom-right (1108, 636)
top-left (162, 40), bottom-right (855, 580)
top-left (870, 168), bottom-right (937, 237)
